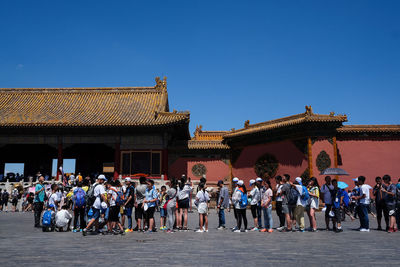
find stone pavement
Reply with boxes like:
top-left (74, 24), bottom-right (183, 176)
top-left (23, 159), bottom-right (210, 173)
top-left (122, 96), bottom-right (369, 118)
top-left (0, 210), bottom-right (399, 266)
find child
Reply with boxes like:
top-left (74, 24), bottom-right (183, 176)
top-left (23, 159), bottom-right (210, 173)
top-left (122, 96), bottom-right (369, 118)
top-left (195, 183), bottom-right (210, 232)
top-left (159, 186), bottom-right (167, 230)
top-left (55, 205), bottom-right (72, 232)
top-left (42, 204), bottom-right (56, 232)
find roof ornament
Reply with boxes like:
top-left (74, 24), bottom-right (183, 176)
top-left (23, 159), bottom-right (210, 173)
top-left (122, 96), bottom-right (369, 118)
top-left (305, 105), bottom-right (313, 116)
top-left (155, 76), bottom-right (167, 91)
top-left (244, 120), bottom-right (250, 129)
top-left (231, 128), bottom-right (235, 132)
top-left (329, 111), bottom-right (335, 117)
top-left (194, 125), bottom-right (203, 138)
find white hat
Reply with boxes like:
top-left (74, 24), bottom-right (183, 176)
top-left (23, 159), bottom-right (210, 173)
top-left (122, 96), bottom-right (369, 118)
top-left (249, 179), bottom-right (256, 185)
top-left (98, 174), bottom-right (107, 180)
top-left (232, 177), bottom-right (239, 183)
top-left (295, 177), bottom-right (302, 184)
top-left (237, 180), bottom-right (244, 186)
top-left (255, 177), bottom-right (263, 182)
top-left (125, 177), bottom-right (132, 182)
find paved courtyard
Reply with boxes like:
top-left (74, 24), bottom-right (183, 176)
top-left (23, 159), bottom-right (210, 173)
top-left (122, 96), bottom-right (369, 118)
top-left (0, 210), bottom-right (399, 266)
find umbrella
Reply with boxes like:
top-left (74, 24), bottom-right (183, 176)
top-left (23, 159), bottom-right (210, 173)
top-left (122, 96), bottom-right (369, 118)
top-left (320, 168), bottom-right (349, 176)
top-left (337, 181), bottom-right (348, 189)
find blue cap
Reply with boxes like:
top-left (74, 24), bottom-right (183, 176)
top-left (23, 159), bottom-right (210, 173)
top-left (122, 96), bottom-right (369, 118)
top-left (48, 204), bottom-right (55, 208)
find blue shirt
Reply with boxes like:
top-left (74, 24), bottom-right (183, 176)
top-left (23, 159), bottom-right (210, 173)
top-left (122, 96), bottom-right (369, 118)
top-left (145, 187), bottom-right (158, 208)
top-left (34, 184), bottom-right (45, 203)
top-left (333, 189), bottom-right (345, 209)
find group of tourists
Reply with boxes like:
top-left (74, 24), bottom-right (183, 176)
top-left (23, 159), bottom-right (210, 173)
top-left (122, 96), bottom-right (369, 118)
top-left (29, 172), bottom-right (400, 235)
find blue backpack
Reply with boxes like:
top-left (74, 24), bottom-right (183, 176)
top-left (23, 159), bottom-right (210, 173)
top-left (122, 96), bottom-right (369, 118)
top-left (42, 210), bottom-right (52, 227)
top-left (111, 188), bottom-right (125, 206)
top-left (301, 185), bottom-right (310, 202)
top-left (342, 190), bottom-right (350, 206)
top-left (239, 191), bottom-right (248, 208)
top-left (74, 188), bottom-right (86, 208)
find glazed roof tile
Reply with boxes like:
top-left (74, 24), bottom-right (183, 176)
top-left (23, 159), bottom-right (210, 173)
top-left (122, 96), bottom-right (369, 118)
top-left (0, 79), bottom-right (189, 128)
top-left (188, 140), bottom-right (230, 150)
top-left (337, 125), bottom-right (400, 133)
top-left (224, 107), bottom-right (347, 139)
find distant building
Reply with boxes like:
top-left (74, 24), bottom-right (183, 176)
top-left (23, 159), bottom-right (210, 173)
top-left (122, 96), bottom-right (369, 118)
top-left (0, 78), bottom-right (399, 186)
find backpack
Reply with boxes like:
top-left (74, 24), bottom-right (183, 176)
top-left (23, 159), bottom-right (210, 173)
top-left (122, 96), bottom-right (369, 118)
top-left (301, 185), bottom-right (310, 202)
top-left (111, 188), bottom-right (125, 206)
top-left (74, 188), bottom-right (86, 208)
top-left (287, 186), bottom-right (300, 206)
top-left (42, 210), bottom-right (53, 227)
top-left (86, 184), bottom-right (99, 207)
top-left (239, 191), bottom-right (248, 208)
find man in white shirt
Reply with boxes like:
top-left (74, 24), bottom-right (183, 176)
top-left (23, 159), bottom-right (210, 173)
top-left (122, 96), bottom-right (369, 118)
top-left (55, 205), bottom-right (72, 231)
top-left (320, 176), bottom-right (334, 230)
top-left (352, 176), bottom-right (370, 232)
top-left (83, 175), bottom-right (107, 236)
top-left (48, 184), bottom-right (59, 211)
top-left (293, 177), bottom-right (307, 232)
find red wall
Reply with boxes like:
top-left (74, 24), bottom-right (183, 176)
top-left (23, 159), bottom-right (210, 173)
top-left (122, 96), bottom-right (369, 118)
top-left (337, 138), bottom-right (400, 185)
top-left (169, 157), bottom-right (230, 182)
top-left (232, 140), bottom-right (308, 185)
top-left (312, 138), bottom-right (335, 185)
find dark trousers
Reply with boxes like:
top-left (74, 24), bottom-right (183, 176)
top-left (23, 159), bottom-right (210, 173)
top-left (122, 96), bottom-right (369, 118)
top-left (275, 201), bottom-right (286, 227)
top-left (358, 204), bottom-right (369, 229)
top-left (375, 200), bottom-right (389, 229)
top-left (396, 202), bottom-right (400, 229)
top-left (257, 205), bottom-right (262, 228)
top-left (237, 208), bottom-right (247, 230)
top-left (74, 206), bottom-right (86, 230)
top-left (34, 202), bottom-right (44, 227)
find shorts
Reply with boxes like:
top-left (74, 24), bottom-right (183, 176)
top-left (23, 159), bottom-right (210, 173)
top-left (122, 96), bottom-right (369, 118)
top-left (145, 206), bottom-right (156, 219)
top-left (12, 199), bottom-right (18, 206)
top-left (124, 207), bottom-right (133, 217)
top-left (135, 205), bottom-right (144, 220)
top-left (92, 208), bottom-right (101, 220)
top-left (178, 198), bottom-right (190, 209)
top-left (109, 206), bottom-right (120, 222)
top-left (251, 205), bottom-right (258, 218)
top-left (160, 208), bottom-right (167, 217)
top-left (310, 198), bottom-right (319, 210)
top-left (282, 204), bottom-right (289, 214)
top-left (333, 207), bottom-right (342, 223)
top-left (387, 204), bottom-right (396, 216)
top-left (198, 202), bottom-right (208, 214)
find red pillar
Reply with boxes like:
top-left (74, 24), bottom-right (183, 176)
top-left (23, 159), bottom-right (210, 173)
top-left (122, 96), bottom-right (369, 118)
top-left (114, 143), bottom-right (121, 180)
top-left (56, 142), bottom-right (63, 181)
top-left (162, 149), bottom-right (168, 180)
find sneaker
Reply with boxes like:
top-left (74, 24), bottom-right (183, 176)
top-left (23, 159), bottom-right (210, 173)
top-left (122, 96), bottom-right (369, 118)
top-left (204, 230), bottom-right (209, 232)
top-left (387, 228), bottom-right (394, 233)
top-left (217, 226), bottom-right (226, 230)
top-left (125, 229), bottom-right (133, 233)
top-left (335, 228), bottom-right (343, 233)
top-left (167, 229), bottom-right (173, 233)
top-left (360, 228), bottom-right (370, 232)
top-left (195, 229), bottom-right (204, 233)
top-left (240, 229), bottom-right (248, 233)
top-left (299, 229), bottom-right (305, 232)
top-left (251, 227), bottom-right (259, 231)
top-left (268, 229), bottom-right (273, 233)
top-left (276, 226), bottom-right (284, 231)
top-left (82, 229), bottom-right (87, 236)
top-left (260, 228), bottom-right (268, 232)
top-left (234, 229), bottom-right (241, 233)
top-left (232, 226), bottom-right (238, 231)
top-left (73, 229), bottom-right (78, 233)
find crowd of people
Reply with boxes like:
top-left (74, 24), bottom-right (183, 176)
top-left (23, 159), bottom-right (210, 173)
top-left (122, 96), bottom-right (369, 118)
top-left (22, 173), bottom-right (400, 235)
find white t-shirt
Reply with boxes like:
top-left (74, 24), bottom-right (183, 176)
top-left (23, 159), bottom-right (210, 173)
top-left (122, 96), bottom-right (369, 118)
top-left (55, 209), bottom-right (72, 228)
top-left (320, 184), bottom-right (334, 204)
top-left (93, 184), bottom-right (106, 209)
top-left (108, 187), bottom-right (118, 207)
top-left (276, 184), bottom-right (282, 202)
top-left (359, 184), bottom-right (371, 205)
top-left (48, 193), bottom-right (58, 209)
top-left (295, 185), bottom-right (308, 207)
top-left (262, 188), bottom-right (273, 208)
top-left (249, 187), bottom-right (260, 205)
top-left (178, 184), bottom-right (192, 200)
top-left (196, 190), bottom-right (210, 203)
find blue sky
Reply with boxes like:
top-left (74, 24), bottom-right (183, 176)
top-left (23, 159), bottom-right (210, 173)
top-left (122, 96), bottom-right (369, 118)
top-left (1, 1), bottom-right (399, 134)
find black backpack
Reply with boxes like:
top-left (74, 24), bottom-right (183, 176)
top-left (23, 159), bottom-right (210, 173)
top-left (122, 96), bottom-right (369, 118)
top-left (287, 186), bottom-right (300, 206)
top-left (86, 184), bottom-right (99, 207)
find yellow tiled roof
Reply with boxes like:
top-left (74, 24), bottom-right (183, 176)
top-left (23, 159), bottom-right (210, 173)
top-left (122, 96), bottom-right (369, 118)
top-left (224, 107), bottom-right (347, 139)
top-left (0, 79), bottom-right (190, 127)
top-left (188, 140), bottom-right (230, 150)
top-left (337, 125), bottom-right (400, 133)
